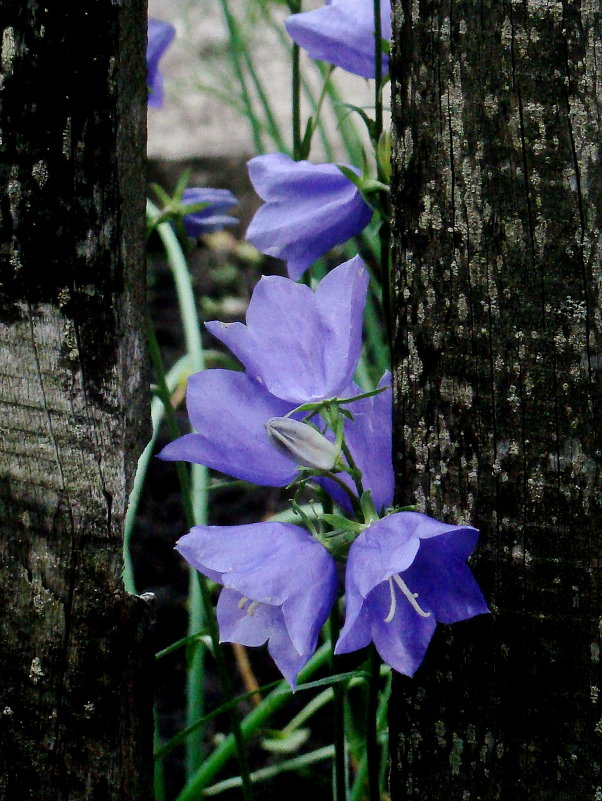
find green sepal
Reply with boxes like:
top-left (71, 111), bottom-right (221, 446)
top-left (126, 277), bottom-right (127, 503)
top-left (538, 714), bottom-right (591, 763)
top-left (321, 514), bottom-right (366, 534)
top-left (360, 490), bottom-right (379, 524)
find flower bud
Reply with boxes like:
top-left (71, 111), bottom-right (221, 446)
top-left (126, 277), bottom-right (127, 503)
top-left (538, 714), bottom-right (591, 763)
top-left (266, 417), bottom-right (341, 470)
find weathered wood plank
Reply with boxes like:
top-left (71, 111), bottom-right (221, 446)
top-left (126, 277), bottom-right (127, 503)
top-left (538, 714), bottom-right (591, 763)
top-left (390, 0), bottom-right (601, 797)
top-left (0, 3), bottom-right (152, 798)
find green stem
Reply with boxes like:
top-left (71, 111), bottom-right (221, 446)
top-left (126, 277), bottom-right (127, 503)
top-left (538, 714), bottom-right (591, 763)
top-left (146, 207), bottom-right (252, 800)
top-left (204, 746), bottom-right (335, 796)
top-left (123, 354), bottom-right (191, 595)
top-left (328, 615), bottom-right (347, 801)
top-left (292, 41), bottom-right (302, 158)
top-left (349, 672), bottom-right (390, 801)
top-left (366, 648), bottom-right (381, 801)
top-left (148, 200), bottom-right (210, 777)
top-left (218, 0), bottom-right (264, 153)
top-left (175, 644), bottom-right (330, 801)
top-left (373, 0), bottom-right (383, 147)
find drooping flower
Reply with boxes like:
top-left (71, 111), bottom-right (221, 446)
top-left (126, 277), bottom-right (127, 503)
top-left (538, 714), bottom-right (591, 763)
top-left (158, 256), bottom-right (370, 486)
top-left (336, 512), bottom-right (489, 675)
top-left (147, 19), bottom-right (176, 108)
top-left (285, 0), bottom-right (391, 80)
top-left (176, 522), bottom-right (338, 687)
top-left (181, 188), bottom-right (238, 237)
top-left (245, 154), bottom-right (373, 280)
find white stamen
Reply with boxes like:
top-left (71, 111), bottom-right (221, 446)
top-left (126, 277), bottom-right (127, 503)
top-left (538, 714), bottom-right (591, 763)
top-left (246, 601), bottom-right (260, 617)
top-left (384, 577), bottom-right (397, 622)
top-left (392, 573), bottom-right (431, 618)
top-left (237, 596), bottom-right (248, 610)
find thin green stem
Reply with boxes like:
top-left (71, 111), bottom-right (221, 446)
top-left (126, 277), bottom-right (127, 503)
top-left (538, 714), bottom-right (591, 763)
top-left (327, 614), bottom-right (347, 801)
top-left (148, 200), bottom-right (210, 777)
top-left (146, 208), bottom-right (252, 799)
top-left (174, 644), bottom-right (330, 801)
top-left (123, 354), bottom-right (191, 595)
top-left (349, 672), bottom-right (390, 801)
top-left (242, 46), bottom-right (287, 151)
top-left (204, 746), bottom-right (335, 796)
top-left (366, 648), bottom-right (381, 801)
top-left (218, 0), bottom-right (264, 152)
top-left (292, 42), bottom-right (302, 158)
top-left (373, 0), bottom-right (383, 147)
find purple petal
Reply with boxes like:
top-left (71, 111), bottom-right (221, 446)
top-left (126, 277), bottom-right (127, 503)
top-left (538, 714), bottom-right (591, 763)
top-left (334, 585), bottom-right (372, 654)
top-left (320, 372), bottom-right (393, 512)
top-left (182, 188), bottom-right (238, 236)
top-left (217, 588), bottom-right (274, 647)
top-left (285, 0), bottom-right (391, 79)
top-left (175, 522), bottom-right (335, 613)
top-left (368, 581), bottom-right (437, 676)
top-left (404, 531), bottom-right (489, 624)
top-left (157, 370), bottom-right (298, 486)
top-left (245, 154), bottom-right (372, 279)
top-left (206, 257), bottom-right (368, 403)
top-left (267, 618), bottom-right (312, 689)
top-left (217, 590), bottom-right (308, 688)
top-left (344, 514), bottom-right (422, 598)
top-left (147, 19), bottom-right (175, 108)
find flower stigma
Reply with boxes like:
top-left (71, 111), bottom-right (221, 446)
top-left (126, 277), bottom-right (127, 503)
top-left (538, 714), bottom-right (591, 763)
top-left (384, 573), bottom-right (431, 622)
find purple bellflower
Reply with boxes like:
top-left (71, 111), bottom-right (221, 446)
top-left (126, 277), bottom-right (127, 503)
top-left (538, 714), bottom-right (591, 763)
top-left (181, 188), bottom-right (238, 237)
top-left (158, 256), bottom-right (370, 486)
top-left (176, 522), bottom-right (338, 687)
top-left (285, 0), bottom-right (391, 80)
top-left (245, 153), bottom-right (373, 280)
top-left (336, 512), bottom-right (489, 675)
top-left (147, 19), bottom-right (176, 108)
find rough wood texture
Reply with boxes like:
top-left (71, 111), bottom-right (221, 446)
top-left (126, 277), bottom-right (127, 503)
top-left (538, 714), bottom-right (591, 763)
top-left (390, 0), bottom-right (601, 798)
top-left (0, 3), bottom-right (152, 799)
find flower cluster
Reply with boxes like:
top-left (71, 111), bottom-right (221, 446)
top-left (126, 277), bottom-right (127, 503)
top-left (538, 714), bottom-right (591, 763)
top-left (159, 0), bottom-right (488, 689)
top-left (161, 261), bottom-right (488, 687)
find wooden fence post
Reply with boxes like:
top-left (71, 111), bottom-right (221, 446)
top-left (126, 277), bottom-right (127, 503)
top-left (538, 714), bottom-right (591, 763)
top-left (389, 0), bottom-right (601, 797)
top-left (0, 2), bottom-right (152, 798)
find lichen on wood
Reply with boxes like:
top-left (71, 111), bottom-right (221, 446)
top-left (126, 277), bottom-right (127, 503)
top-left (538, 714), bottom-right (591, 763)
top-left (0, 2), bottom-right (152, 798)
top-left (390, 0), bottom-right (601, 797)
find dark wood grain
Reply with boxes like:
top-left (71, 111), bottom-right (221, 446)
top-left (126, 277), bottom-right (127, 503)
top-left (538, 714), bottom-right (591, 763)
top-left (0, 2), bottom-right (153, 798)
top-left (389, 0), bottom-right (601, 798)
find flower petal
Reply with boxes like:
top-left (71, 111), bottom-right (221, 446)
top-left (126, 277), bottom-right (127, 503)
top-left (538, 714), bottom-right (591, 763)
top-left (217, 588), bottom-right (274, 647)
top-left (176, 522), bottom-right (335, 613)
top-left (245, 154), bottom-right (372, 280)
top-left (368, 581), bottom-right (437, 676)
top-left (334, 585), bottom-right (372, 654)
top-left (182, 188), bottom-right (238, 236)
top-left (157, 370), bottom-right (298, 486)
top-left (318, 372), bottom-right (393, 512)
top-left (344, 514), bottom-right (422, 598)
top-left (285, 0), bottom-right (391, 79)
top-left (404, 531), bottom-right (489, 624)
top-left (267, 618), bottom-right (310, 690)
top-left (206, 257), bottom-right (368, 403)
top-left (147, 19), bottom-right (175, 108)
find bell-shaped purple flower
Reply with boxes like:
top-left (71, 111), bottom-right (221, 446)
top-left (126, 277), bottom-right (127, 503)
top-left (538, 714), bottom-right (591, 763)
top-left (336, 513), bottom-right (489, 675)
top-left (285, 0), bottom-right (391, 80)
top-left (245, 153), bottom-right (373, 280)
top-left (147, 19), bottom-right (176, 108)
top-left (158, 256), bottom-right (370, 486)
top-left (181, 188), bottom-right (238, 237)
top-left (176, 522), bottom-right (338, 688)
top-left (206, 255), bottom-right (369, 403)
